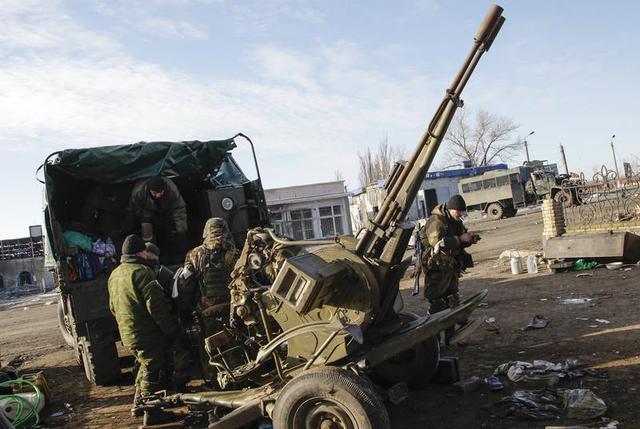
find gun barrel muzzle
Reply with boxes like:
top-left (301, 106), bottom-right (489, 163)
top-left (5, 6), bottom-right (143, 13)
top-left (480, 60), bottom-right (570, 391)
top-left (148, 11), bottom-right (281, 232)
top-left (475, 4), bottom-right (504, 44)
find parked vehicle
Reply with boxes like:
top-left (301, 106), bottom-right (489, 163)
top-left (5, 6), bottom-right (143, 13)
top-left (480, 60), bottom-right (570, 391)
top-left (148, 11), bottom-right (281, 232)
top-left (458, 164), bottom-right (577, 220)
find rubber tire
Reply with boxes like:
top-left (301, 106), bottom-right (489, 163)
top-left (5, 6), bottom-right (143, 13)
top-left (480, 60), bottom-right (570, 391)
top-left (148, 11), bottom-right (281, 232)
top-left (486, 203), bottom-right (504, 220)
top-left (554, 190), bottom-right (574, 207)
top-left (371, 314), bottom-right (440, 390)
top-left (57, 300), bottom-right (75, 348)
top-left (272, 367), bottom-right (390, 429)
top-left (79, 337), bottom-right (121, 385)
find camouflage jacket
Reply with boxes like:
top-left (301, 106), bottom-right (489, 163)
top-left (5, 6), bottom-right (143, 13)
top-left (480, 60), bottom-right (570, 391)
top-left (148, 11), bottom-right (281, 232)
top-left (176, 243), bottom-right (239, 312)
top-left (128, 177), bottom-right (187, 232)
top-left (418, 204), bottom-right (467, 271)
top-left (108, 256), bottom-right (179, 349)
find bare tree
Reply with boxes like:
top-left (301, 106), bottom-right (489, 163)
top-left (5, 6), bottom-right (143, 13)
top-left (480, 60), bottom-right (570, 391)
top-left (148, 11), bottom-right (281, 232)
top-left (443, 109), bottom-right (522, 167)
top-left (358, 135), bottom-right (405, 186)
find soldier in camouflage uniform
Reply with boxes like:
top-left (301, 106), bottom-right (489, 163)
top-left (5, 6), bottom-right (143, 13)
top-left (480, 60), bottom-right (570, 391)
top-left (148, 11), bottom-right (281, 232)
top-left (176, 218), bottom-right (239, 382)
top-left (108, 235), bottom-right (180, 423)
top-left (418, 195), bottom-right (480, 314)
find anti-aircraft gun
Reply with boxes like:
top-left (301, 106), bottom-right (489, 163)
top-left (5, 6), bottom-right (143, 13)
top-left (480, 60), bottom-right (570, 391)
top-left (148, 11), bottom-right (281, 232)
top-left (138, 5), bottom-right (506, 428)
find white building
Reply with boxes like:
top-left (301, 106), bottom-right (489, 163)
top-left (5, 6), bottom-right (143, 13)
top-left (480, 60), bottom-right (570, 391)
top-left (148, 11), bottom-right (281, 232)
top-left (265, 181), bottom-right (352, 240)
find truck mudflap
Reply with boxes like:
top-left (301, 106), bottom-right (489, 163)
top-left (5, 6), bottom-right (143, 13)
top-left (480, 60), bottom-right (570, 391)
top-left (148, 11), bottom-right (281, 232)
top-left (360, 289), bottom-right (488, 368)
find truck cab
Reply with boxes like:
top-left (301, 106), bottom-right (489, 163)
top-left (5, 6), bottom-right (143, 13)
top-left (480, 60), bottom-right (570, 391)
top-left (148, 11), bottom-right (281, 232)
top-left (41, 136), bottom-right (268, 385)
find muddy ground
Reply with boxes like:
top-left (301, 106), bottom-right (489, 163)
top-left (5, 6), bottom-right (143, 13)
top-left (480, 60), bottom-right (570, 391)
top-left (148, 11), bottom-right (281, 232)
top-left (1, 210), bottom-right (639, 428)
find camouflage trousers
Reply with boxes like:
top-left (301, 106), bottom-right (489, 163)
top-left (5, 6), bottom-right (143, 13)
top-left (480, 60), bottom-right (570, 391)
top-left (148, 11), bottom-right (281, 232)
top-left (131, 340), bottom-right (190, 396)
top-left (423, 268), bottom-right (460, 313)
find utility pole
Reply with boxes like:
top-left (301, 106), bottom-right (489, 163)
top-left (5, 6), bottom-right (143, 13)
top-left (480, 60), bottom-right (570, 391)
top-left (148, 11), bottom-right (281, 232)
top-left (524, 130), bottom-right (535, 163)
top-left (610, 134), bottom-right (620, 188)
top-left (560, 144), bottom-right (569, 175)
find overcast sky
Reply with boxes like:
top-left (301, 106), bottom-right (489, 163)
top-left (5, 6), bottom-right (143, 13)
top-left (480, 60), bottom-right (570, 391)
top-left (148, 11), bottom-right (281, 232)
top-left (2, 0), bottom-right (639, 238)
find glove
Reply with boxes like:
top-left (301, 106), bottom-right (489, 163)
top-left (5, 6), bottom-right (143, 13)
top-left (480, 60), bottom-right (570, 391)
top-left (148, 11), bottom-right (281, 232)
top-left (460, 232), bottom-right (478, 247)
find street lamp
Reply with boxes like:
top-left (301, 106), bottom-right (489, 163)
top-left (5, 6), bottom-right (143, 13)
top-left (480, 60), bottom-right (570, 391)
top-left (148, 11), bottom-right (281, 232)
top-left (610, 134), bottom-right (620, 188)
top-left (524, 130), bottom-right (535, 163)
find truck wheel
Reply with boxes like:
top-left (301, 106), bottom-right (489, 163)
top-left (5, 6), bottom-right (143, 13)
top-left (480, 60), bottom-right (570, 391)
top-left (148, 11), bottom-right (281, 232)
top-left (371, 313), bottom-right (440, 389)
top-left (57, 299), bottom-right (75, 348)
top-left (79, 337), bottom-right (121, 385)
top-left (486, 203), bottom-right (504, 220)
top-left (554, 190), bottom-right (574, 207)
top-left (272, 367), bottom-right (390, 429)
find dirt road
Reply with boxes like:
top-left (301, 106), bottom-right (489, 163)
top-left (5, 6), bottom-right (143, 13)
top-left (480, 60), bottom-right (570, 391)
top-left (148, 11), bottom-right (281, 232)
top-left (1, 211), bottom-right (638, 428)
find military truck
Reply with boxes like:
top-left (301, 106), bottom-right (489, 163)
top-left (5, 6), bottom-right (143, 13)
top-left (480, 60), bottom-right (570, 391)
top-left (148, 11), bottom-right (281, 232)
top-left (40, 135), bottom-right (269, 385)
top-left (458, 163), bottom-right (574, 220)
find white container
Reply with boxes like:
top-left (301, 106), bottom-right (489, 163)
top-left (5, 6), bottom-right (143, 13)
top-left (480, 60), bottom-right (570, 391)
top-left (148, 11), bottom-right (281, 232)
top-left (510, 255), bottom-right (522, 275)
top-left (526, 255), bottom-right (538, 274)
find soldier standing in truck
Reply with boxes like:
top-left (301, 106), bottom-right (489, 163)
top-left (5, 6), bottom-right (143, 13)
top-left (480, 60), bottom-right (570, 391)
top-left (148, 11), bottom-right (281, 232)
top-left (128, 176), bottom-right (188, 263)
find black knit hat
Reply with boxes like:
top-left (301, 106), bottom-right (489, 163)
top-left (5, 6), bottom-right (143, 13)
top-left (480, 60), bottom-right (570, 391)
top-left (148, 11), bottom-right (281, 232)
top-left (447, 194), bottom-right (467, 211)
top-left (122, 234), bottom-right (146, 255)
top-left (147, 176), bottom-right (166, 192)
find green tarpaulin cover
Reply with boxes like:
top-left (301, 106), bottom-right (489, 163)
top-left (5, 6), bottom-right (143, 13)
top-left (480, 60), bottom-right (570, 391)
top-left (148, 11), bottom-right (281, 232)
top-left (45, 139), bottom-right (236, 184)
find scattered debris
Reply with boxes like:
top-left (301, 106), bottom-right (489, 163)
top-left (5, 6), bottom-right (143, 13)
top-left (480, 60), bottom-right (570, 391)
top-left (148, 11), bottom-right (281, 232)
top-left (574, 259), bottom-right (598, 271)
top-left (486, 388), bottom-right (607, 421)
top-left (576, 273), bottom-right (593, 278)
top-left (523, 315), bottom-right (550, 331)
top-left (494, 359), bottom-right (583, 383)
top-left (478, 302), bottom-right (489, 308)
top-left (565, 389), bottom-right (608, 419)
top-left (484, 317), bottom-right (500, 332)
top-left (483, 376), bottom-right (504, 391)
top-left (605, 262), bottom-right (623, 271)
top-left (50, 411), bottom-right (64, 417)
top-left (594, 319), bottom-right (610, 324)
top-left (623, 267), bottom-right (633, 272)
top-left (560, 298), bottom-right (592, 305)
top-left (540, 298), bottom-right (548, 301)
top-left (576, 317), bottom-right (589, 321)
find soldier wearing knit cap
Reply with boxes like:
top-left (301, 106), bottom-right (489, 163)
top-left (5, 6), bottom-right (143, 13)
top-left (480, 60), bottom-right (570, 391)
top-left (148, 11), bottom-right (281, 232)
top-left (418, 195), bottom-right (480, 318)
top-left (128, 176), bottom-right (188, 263)
top-left (108, 234), bottom-right (181, 422)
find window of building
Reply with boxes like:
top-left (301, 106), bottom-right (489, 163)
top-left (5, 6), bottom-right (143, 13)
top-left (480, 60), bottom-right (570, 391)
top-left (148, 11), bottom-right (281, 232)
top-left (290, 208), bottom-right (315, 240)
top-left (319, 205), bottom-right (344, 237)
top-left (18, 271), bottom-right (33, 287)
top-left (270, 210), bottom-right (286, 236)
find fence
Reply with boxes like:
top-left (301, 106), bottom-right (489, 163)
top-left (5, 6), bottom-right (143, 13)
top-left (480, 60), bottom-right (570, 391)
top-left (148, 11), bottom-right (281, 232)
top-left (557, 165), bottom-right (640, 233)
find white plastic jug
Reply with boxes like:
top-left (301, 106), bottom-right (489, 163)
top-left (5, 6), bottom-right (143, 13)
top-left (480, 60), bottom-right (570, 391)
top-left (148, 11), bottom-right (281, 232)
top-left (510, 255), bottom-right (522, 275)
top-left (526, 255), bottom-right (538, 274)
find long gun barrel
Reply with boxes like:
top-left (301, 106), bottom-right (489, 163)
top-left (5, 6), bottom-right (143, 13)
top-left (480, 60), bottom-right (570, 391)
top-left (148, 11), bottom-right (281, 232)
top-left (356, 4), bottom-right (505, 259)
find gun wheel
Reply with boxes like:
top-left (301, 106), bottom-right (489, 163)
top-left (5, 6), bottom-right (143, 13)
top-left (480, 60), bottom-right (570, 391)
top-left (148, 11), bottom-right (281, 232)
top-left (272, 367), bottom-right (390, 429)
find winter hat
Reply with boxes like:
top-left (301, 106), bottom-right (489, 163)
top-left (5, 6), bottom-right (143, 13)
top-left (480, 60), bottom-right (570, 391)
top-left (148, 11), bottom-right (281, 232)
top-left (122, 234), bottom-right (146, 256)
top-left (447, 194), bottom-right (467, 211)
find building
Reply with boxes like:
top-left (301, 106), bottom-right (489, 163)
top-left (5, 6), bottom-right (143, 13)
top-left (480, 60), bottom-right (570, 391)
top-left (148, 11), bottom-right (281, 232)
top-left (265, 181), bottom-right (352, 240)
top-left (0, 226), bottom-right (55, 295)
top-left (350, 164), bottom-right (508, 231)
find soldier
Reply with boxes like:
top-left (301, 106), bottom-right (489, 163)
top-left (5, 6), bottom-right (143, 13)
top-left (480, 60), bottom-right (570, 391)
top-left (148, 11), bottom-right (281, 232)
top-left (108, 234), bottom-right (180, 424)
top-left (176, 218), bottom-right (238, 382)
top-left (128, 176), bottom-right (188, 263)
top-left (178, 218), bottom-right (238, 330)
top-left (418, 195), bottom-right (480, 315)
